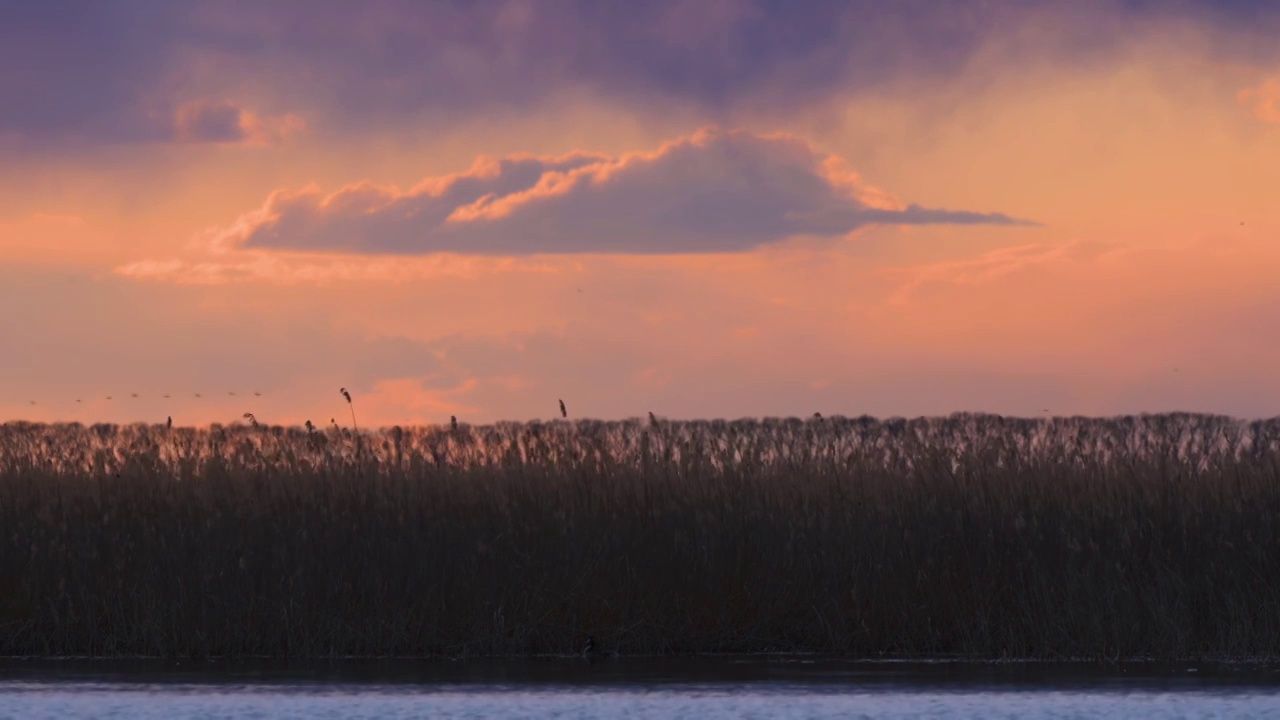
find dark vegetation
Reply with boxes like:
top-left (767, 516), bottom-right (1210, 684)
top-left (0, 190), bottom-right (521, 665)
top-left (1, 413), bottom-right (1278, 660)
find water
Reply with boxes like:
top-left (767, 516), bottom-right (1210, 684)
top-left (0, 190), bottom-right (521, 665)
top-left (2, 658), bottom-right (1278, 719)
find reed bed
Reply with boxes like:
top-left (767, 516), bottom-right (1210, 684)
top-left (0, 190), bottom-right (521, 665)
top-left (1, 412), bottom-right (1278, 660)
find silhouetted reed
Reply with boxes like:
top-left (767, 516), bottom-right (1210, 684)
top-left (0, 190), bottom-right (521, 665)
top-left (1, 412), bottom-right (1278, 660)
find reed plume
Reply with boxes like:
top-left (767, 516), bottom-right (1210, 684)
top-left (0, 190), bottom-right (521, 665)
top-left (341, 387), bottom-right (357, 431)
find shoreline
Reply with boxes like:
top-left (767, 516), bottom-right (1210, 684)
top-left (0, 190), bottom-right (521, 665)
top-left (4, 653), bottom-right (1280, 664)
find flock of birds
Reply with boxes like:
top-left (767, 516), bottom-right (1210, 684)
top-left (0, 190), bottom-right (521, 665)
top-left (34, 388), bottom-right (581, 432)
top-left (28, 391), bottom-right (263, 405)
top-left (18, 384), bottom-right (886, 433)
top-left (21, 387), bottom-right (841, 432)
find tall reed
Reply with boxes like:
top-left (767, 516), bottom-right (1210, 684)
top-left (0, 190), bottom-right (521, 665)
top-left (0, 412), bottom-right (1277, 660)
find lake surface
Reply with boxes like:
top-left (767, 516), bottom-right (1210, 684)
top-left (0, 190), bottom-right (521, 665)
top-left (1, 657), bottom-right (1278, 719)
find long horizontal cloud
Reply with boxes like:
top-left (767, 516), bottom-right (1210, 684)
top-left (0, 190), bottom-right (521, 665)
top-left (219, 128), bottom-right (1035, 255)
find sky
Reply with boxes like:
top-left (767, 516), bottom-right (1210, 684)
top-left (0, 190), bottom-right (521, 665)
top-left (2, 0), bottom-right (1280, 427)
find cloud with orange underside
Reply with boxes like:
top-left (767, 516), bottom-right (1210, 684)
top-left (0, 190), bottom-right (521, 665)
top-left (202, 128), bottom-right (1035, 258)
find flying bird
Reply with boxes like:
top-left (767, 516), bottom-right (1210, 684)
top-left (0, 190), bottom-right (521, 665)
top-left (559, 399), bottom-right (567, 418)
top-left (131, 393), bottom-right (138, 398)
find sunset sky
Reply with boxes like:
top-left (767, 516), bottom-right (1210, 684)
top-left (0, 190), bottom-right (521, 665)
top-left (3, 0), bottom-right (1280, 427)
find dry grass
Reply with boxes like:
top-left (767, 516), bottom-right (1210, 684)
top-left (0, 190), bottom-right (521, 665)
top-left (1, 412), bottom-right (1278, 660)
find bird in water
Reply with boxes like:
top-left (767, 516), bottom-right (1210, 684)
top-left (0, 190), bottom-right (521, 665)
top-left (559, 399), bottom-right (567, 418)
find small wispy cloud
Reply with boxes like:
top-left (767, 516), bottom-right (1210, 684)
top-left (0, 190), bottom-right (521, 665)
top-left (172, 100), bottom-right (306, 145)
top-left (209, 127), bottom-right (1037, 256)
top-left (1238, 77), bottom-right (1280, 125)
top-left (881, 239), bottom-right (1123, 305)
top-left (113, 252), bottom-right (561, 286)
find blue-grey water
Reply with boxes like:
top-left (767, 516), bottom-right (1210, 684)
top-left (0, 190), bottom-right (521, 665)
top-left (2, 658), bottom-right (1278, 719)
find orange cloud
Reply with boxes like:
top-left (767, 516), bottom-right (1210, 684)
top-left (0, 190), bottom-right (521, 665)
top-left (0, 213), bottom-right (120, 266)
top-left (354, 377), bottom-right (481, 424)
top-left (881, 238), bottom-right (1126, 306)
top-left (113, 252), bottom-right (561, 286)
top-left (1237, 77), bottom-right (1280, 125)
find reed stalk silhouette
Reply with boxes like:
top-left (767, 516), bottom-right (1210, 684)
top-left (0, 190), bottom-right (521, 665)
top-left (340, 387), bottom-right (357, 431)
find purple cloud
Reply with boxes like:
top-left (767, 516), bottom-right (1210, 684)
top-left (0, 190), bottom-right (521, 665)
top-left (221, 128), bottom-right (1036, 255)
top-left (171, 100), bottom-right (306, 145)
top-left (6, 1), bottom-right (1277, 152)
top-left (174, 101), bottom-right (247, 144)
